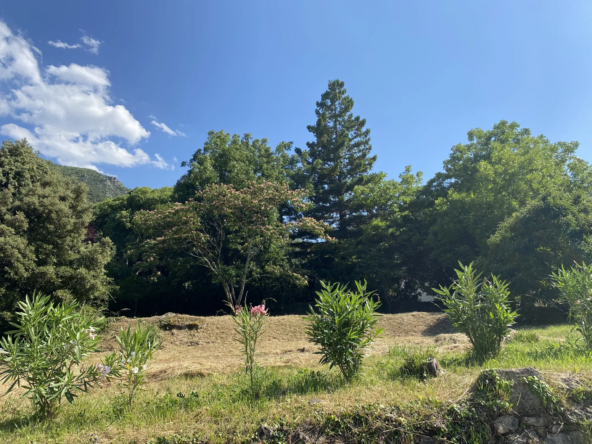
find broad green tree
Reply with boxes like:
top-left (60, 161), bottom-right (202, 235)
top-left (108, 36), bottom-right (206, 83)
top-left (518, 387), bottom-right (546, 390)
top-left (347, 166), bottom-right (424, 303)
top-left (133, 181), bottom-right (330, 306)
top-left (174, 130), bottom-right (299, 201)
top-left (92, 187), bottom-right (174, 315)
top-left (420, 121), bottom-right (589, 283)
top-left (0, 139), bottom-right (114, 327)
top-left (484, 190), bottom-right (592, 310)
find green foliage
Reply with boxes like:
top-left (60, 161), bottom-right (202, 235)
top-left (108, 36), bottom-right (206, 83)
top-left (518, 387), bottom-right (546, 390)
top-left (93, 186), bottom-right (175, 315)
top-left (552, 262), bottom-right (592, 350)
top-left (293, 80), bottom-right (381, 292)
top-left (297, 79), bottom-right (377, 235)
top-left (175, 130), bottom-right (299, 201)
top-left (0, 293), bottom-right (110, 418)
top-left (434, 262), bottom-right (518, 360)
top-left (0, 139), bottom-right (114, 328)
top-left (347, 167), bottom-right (424, 303)
top-left (473, 369), bottom-right (514, 415)
top-left (231, 303), bottom-right (269, 399)
top-left (134, 181), bottom-right (330, 307)
top-left (521, 375), bottom-right (564, 414)
top-left (108, 322), bottom-right (161, 406)
top-left (47, 161), bottom-right (130, 203)
top-left (306, 281), bottom-right (383, 381)
top-left (424, 121), bottom-right (585, 269)
top-left (486, 190), bottom-right (592, 310)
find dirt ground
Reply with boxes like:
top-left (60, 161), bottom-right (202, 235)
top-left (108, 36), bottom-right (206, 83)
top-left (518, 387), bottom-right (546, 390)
top-left (99, 312), bottom-right (468, 379)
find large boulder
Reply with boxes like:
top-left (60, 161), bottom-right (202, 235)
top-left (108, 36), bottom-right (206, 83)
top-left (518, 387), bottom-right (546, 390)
top-left (495, 368), bottom-right (546, 415)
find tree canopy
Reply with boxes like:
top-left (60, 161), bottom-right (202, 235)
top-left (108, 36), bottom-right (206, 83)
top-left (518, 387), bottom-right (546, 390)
top-left (3, 80), bottom-right (592, 321)
top-left (0, 140), bottom-right (113, 327)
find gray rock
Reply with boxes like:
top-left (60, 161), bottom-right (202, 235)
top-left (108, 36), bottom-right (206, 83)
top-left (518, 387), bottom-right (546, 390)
top-left (308, 398), bottom-right (324, 405)
top-left (417, 436), bottom-right (438, 444)
top-left (384, 413), bottom-right (397, 422)
top-left (544, 432), bottom-right (585, 444)
top-left (495, 368), bottom-right (545, 415)
top-left (503, 429), bottom-right (540, 443)
top-left (535, 427), bottom-right (548, 438)
top-left (493, 415), bottom-right (519, 435)
top-left (522, 417), bottom-right (547, 427)
top-left (258, 424), bottom-right (274, 440)
top-left (427, 358), bottom-right (443, 377)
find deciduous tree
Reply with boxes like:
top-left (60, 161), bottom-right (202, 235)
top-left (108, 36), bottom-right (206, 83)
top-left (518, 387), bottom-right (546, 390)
top-left (133, 181), bottom-right (330, 306)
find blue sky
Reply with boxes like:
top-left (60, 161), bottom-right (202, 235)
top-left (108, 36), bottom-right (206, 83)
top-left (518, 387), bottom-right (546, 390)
top-left (0, 1), bottom-right (591, 189)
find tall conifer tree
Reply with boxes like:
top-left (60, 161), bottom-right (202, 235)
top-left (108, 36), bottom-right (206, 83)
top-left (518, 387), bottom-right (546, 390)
top-left (297, 79), bottom-right (377, 239)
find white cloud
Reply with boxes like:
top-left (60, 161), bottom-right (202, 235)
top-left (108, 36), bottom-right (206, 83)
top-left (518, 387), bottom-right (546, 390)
top-left (47, 34), bottom-right (102, 55)
top-left (48, 40), bottom-right (81, 50)
top-left (0, 22), bottom-right (42, 83)
top-left (46, 64), bottom-right (110, 87)
top-left (153, 153), bottom-right (174, 170)
top-left (81, 36), bottom-right (101, 55)
top-left (0, 21), bottom-right (171, 170)
top-left (151, 120), bottom-right (186, 137)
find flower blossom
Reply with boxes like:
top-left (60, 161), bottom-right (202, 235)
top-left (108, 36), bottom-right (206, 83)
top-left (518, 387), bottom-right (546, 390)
top-left (96, 363), bottom-right (111, 379)
top-left (251, 305), bottom-right (267, 316)
top-left (132, 367), bottom-right (139, 374)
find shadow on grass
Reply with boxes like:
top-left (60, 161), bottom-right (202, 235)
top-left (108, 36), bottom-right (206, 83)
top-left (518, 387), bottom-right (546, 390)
top-left (0, 413), bottom-right (43, 434)
top-left (421, 316), bottom-right (455, 337)
top-left (232, 368), bottom-right (346, 403)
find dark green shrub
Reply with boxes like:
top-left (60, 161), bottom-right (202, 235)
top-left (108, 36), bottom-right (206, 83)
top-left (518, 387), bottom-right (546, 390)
top-left (434, 262), bottom-right (518, 361)
top-left (552, 262), bottom-right (592, 350)
top-left (306, 281), bottom-right (383, 381)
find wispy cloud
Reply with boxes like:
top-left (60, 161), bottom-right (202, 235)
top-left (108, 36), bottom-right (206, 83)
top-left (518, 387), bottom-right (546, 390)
top-left (47, 34), bottom-right (102, 55)
top-left (151, 120), bottom-right (186, 137)
top-left (81, 36), bottom-right (101, 55)
top-left (48, 40), bottom-right (81, 50)
top-left (153, 154), bottom-right (174, 170)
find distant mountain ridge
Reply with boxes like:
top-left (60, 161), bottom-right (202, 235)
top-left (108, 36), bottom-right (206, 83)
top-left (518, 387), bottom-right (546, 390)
top-left (47, 161), bottom-right (130, 203)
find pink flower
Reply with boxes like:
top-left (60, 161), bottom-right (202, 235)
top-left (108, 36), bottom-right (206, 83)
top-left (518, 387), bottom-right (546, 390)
top-left (251, 305), bottom-right (267, 316)
top-left (235, 305), bottom-right (242, 314)
top-left (576, 300), bottom-right (581, 304)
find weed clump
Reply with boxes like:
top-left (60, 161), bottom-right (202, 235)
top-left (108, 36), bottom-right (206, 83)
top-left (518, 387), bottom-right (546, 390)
top-left (508, 330), bottom-right (540, 344)
top-left (387, 346), bottom-right (439, 381)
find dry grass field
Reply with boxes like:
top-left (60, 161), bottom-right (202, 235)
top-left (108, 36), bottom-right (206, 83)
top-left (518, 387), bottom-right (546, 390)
top-left (98, 312), bottom-right (466, 378)
top-left (0, 313), bottom-right (589, 444)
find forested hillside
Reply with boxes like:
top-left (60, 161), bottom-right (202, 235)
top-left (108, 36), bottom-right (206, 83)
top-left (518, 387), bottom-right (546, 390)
top-left (48, 161), bottom-right (130, 203)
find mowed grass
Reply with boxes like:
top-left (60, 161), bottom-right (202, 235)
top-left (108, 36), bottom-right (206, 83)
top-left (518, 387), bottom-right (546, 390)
top-left (0, 317), bottom-right (591, 444)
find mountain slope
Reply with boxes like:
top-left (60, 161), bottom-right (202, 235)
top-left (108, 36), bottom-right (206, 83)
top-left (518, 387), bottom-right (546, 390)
top-left (48, 161), bottom-right (130, 203)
